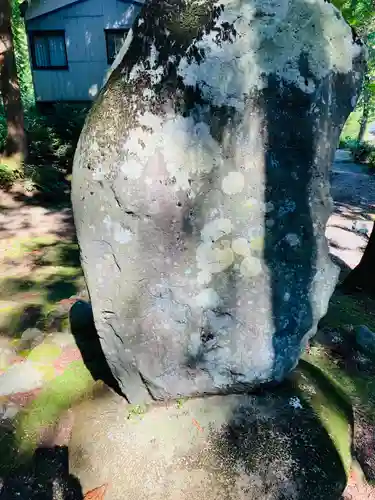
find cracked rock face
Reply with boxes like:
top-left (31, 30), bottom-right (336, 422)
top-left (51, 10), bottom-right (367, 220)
top-left (72, 0), bottom-right (365, 403)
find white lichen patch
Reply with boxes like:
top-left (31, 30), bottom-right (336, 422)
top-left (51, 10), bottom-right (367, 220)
top-left (221, 171), bottom-right (245, 195)
top-left (201, 218), bottom-right (232, 243)
top-left (176, 0), bottom-right (362, 110)
top-left (194, 288), bottom-right (221, 309)
top-left (279, 200), bottom-right (296, 216)
top-left (196, 240), bottom-right (235, 274)
top-left (114, 226), bottom-right (133, 244)
top-left (197, 270), bottom-right (212, 285)
top-left (265, 201), bottom-right (275, 213)
top-left (239, 255), bottom-right (262, 278)
top-left (232, 238), bottom-right (251, 257)
top-left (285, 233), bottom-right (300, 247)
top-left (249, 236), bottom-right (264, 252)
top-left (243, 198), bottom-right (258, 209)
top-left (92, 164), bottom-right (105, 181)
top-left (120, 112), bottom-right (221, 190)
top-left (103, 215), bottom-right (133, 244)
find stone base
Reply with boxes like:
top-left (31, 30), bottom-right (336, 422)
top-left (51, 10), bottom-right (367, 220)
top-left (69, 363), bottom-right (351, 500)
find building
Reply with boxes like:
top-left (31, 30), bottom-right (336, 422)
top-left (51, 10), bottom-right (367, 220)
top-left (22, 0), bottom-right (142, 103)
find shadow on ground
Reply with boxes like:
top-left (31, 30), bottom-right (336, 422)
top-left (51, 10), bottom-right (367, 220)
top-left (69, 301), bottom-right (122, 396)
top-left (0, 444), bottom-right (84, 499)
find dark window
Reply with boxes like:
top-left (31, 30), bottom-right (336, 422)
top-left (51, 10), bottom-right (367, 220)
top-left (105, 29), bottom-right (129, 64)
top-left (30, 30), bottom-right (68, 70)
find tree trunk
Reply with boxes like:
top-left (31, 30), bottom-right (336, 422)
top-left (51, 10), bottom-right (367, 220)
top-left (356, 34), bottom-right (370, 145)
top-left (357, 74), bottom-right (370, 144)
top-left (341, 222), bottom-right (375, 296)
top-left (0, 0), bottom-right (27, 160)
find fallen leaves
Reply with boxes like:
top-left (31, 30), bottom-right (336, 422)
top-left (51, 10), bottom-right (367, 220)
top-left (84, 484), bottom-right (108, 500)
top-left (58, 297), bottom-right (79, 307)
top-left (192, 418), bottom-right (203, 432)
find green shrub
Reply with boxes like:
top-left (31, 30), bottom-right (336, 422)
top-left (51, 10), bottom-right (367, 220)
top-left (368, 150), bottom-right (375, 170)
top-left (339, 136), bottom-right (359, 151)
top-left (339, 135), bottom-right (375, 166)
top-left (26, 103), bottom-right (88, 172)
top-left (0, 113), bottom-right (6, 153)
top-left (353, 141), bottom-right (375, 164)
top-left (0, 103), bottom-right (88, 195)
top-left (0, 163), bottom-right (19, 190)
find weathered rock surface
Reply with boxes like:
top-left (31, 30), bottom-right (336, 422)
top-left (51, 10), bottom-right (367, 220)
top-left (72, 0), bottom-right (365, 403)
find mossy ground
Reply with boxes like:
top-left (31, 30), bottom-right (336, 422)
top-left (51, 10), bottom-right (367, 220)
top-left (0, 234), bottom-right (84, 337)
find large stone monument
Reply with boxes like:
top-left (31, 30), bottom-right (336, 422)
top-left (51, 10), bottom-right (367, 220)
top-left (72, 0), bottom-right (365, 404)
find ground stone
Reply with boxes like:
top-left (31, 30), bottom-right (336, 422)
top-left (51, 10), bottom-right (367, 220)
top-left (19, 328), bottom-right (45, 351)
top-left (72, 0), bottom-right (366, 403)
top-left (69, 363), bottom-right (351, 500)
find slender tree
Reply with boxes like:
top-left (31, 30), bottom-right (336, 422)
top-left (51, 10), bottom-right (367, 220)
top-left (356, 34), bottom-right (375, 143)
top-left (342, 223), bottom-right (375, 296)
top-left (0, 0), bottom-right (27, 160)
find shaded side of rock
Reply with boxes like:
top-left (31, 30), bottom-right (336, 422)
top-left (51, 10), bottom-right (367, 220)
top-left (69, 301), bottom-right (122, 395)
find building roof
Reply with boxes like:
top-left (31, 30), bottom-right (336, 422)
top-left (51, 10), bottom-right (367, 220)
top-left (22, 0), bottom-right (145, 21)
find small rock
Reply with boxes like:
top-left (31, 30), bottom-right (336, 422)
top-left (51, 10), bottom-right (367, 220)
top-left (289, 396), bottom-right (303, 409)
top-left (355, 325), bottom-right (375, 355)
top-left (19, 328), bottom-right (45, 350)
top-left (0, 362), bottom-right (44, 396)
top-left (1, 402), bottom-right (20, 421)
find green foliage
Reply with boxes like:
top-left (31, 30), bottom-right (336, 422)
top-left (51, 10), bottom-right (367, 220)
top-left (333, 1), bottom-right (375, 144)
top-left (0, 163), bottom-right (18, 189)
top-left (367, 149), bottom-right (375, 168)
top-left (127, 404), bottom-right (147, 420)
top-left (353, 140), bottom-right (375, 163)
top-left (0, 103), bottom-right (88, 194)
top-left (11, 0), bottom-right (34, 107)
top-left (339, 136), bottom-right (375, 166)
top-left (0, 113), bottom-right (7, 151)
top-left (332, 0), bottom-right (374, 33)
top-left (339, 135), bottom-right (359, 150)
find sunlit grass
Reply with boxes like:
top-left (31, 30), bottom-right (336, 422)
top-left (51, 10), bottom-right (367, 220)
top-left (0, 234), bottom-right (83, 336)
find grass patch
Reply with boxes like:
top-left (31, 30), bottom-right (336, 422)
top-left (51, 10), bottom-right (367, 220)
top-left (294, 360), bottom-right (353, 474)
top-left (314, 290), bottom-right (375, 421)
top-left (340, 110), bottom-right (362, 142)
top-left (16, 361), bottom-right (94, 453)
top-left (127, 404), bottom-right (147, 420)
top-left (0, 235), bottom-right (83, 336)
top-left (319, 290), bottom-right (375, 332)
top-left (304, 346), bottom-right (375, 423)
